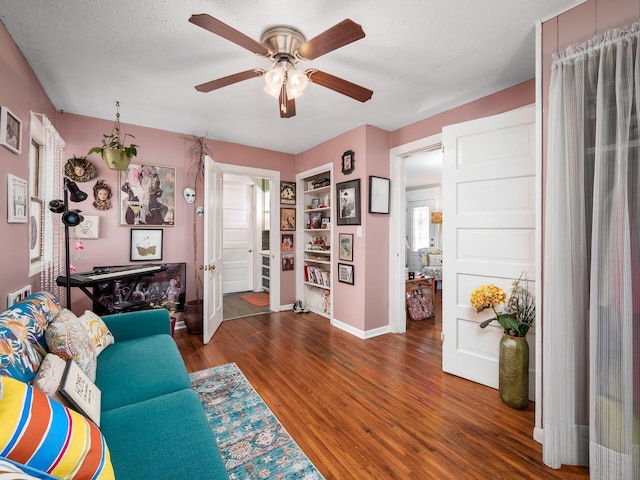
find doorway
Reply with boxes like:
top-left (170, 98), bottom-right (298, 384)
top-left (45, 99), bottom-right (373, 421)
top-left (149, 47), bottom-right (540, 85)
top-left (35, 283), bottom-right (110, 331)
top-left (213, 162), bottom-right (281, 320)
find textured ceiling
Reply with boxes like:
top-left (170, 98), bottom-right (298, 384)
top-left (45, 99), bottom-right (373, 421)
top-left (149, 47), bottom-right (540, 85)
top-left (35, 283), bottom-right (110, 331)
top-left (0, 1), bottom-right (578, 154)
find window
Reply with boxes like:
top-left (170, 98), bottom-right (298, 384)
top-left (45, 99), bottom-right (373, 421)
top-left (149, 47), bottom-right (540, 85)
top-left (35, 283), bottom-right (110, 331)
top-left (411, 205), bottom-right (430, 251)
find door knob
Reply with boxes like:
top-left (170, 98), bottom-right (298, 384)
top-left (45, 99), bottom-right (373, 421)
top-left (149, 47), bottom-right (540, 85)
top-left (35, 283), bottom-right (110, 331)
top-left (248, 249), bottom-right (253, 253)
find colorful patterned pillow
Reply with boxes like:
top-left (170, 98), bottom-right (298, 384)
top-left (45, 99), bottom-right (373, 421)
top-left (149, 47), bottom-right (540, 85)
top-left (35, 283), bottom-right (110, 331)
top-left (0, 376), bottom-right (114, 480)
top-left (45, 309), bottom-right (97, 381)
top-left (0, 292), bottom-right (61, 382)
top-left (77, 310), bottom-right (114, 356)
top-left (0, 458), bottom-right (43, 479)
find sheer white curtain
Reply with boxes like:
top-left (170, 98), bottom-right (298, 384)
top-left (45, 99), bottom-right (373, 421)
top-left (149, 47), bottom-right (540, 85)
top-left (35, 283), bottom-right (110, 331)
top-left (543, 24), bottom-right (640, 478)
top-left (40, 115), bottom-right (65, 303)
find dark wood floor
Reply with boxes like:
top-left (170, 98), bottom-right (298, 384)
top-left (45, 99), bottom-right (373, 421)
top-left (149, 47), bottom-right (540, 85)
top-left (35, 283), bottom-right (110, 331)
top-left (174, 292), bottom-right (589, 479)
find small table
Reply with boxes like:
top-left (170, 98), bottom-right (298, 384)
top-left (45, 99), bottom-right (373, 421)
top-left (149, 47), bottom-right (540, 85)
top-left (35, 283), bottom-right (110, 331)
top-left (405, 276), bottom-right (435, 304)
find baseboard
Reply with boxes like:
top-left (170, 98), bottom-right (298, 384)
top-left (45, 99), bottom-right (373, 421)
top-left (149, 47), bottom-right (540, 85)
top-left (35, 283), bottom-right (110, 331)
top-left (331, 318), bottom-right (390, 339)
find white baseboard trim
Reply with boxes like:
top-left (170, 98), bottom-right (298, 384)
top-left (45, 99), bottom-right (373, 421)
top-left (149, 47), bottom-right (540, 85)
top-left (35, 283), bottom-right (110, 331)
top-left (280, 303), bottom-right (294, 311)
top-left (331, 318), bottom-right (390, 339)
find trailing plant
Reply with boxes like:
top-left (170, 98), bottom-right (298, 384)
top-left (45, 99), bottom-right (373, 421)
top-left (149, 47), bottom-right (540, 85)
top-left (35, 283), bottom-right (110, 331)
top-left (185, 134), bottom-right (211, 303)
top-left (87, 101), bottom-right (138, 159)
top-left (470, 274), bottom-right (535, 337)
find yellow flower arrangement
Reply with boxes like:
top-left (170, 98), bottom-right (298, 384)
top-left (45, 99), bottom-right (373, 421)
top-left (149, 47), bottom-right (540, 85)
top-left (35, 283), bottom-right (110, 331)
top-left (470, 275), bottom-right (535, 337)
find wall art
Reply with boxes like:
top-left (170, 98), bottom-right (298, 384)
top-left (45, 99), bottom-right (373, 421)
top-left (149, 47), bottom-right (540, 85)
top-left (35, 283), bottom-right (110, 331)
top-left (7, 174), bottom-right (27, 223)
top-left (336, 178), bottom-right (361, 225)
top-left (369, 176), bottom-right (390, 214)
top-left (0, 106), bottom-right (21, 154)
top-left (130, 228), bottom-right (163, 261)
top-left (120, 164), bottom-right (175, 226)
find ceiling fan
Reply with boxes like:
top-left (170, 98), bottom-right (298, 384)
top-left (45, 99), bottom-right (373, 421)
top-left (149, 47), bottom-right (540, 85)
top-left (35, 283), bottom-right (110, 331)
top-left (189, 14), bottom-right (374, 118)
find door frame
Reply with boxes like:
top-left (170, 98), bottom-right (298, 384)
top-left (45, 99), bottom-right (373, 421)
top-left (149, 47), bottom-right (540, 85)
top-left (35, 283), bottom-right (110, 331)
top-left (388, 133), bottom-right (442, 334)
top-left (214, 162), bottom-right (281, 313)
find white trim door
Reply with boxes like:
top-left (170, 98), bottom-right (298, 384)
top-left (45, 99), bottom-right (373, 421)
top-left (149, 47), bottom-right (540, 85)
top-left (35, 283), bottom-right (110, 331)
top-left (441, 105), bottom-right (536, 396)
top-left (203, 156), bottom-right (224, 344)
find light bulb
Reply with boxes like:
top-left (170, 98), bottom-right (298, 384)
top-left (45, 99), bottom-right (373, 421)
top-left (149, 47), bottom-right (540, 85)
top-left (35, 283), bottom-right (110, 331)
top-left (265, 65), bottom-right (285, 90)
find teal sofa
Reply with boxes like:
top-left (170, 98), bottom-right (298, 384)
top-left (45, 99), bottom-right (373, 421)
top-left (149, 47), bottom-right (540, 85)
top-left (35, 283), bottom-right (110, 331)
top-left (0, 292), bottom-right (228, 480)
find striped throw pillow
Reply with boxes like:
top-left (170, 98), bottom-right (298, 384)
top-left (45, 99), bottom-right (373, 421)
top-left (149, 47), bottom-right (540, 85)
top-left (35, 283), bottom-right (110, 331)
top-left (0, 376), bottom-right (114, 480)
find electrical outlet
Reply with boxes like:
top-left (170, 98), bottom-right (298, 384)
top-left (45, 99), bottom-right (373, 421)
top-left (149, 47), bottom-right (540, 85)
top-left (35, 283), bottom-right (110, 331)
top-left (7, 285), bottom-right (32, 307)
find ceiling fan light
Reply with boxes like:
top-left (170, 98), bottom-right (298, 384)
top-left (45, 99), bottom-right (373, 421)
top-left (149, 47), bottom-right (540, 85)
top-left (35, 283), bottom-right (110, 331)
top-left (287, 69), bottom-right (309, 91)
top-left (265, 66), bottom-right (285, 90)
top-left (263, 84), bottom-right (281, 99)
top-left (286, 85), bottom-right (305, 100)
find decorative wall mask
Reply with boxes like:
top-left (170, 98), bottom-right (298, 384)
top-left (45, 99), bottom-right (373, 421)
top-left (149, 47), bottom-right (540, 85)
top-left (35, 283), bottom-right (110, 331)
top-left (92, 179), bottom-right (113, 210)
top-left (65, 156), bottom-right (97, 182)
top-left (183, 187), bottom-right (196, 204)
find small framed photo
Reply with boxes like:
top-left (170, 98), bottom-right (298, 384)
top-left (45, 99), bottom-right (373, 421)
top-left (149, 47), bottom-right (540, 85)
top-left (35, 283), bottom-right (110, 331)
top-left (7, 174), bottom-right (28, 223)
top-left (336, 179), bottom-right (361, 225)
top-left (282, 254), bottom-right (294, 271)
top-left (308, 211), bottom-right (322, 229)
top-left (339, 233), bottom-right (354, 262)
top-left (280, 207), bottom-right (296, 231)
top-left (338, 263), bottom-right (354, 285)
top-left (280, 181), bottom-right (296, 205)
top-left (341, 150), bottom-right (355, 175)
top-left (75, 215), bottom-right (100, 239)
top-left (0, 106), bottom-right (22, 154)
top-left (369, 176), bottom-right (390, 214)
top-left (281, 233), bottom-right (294, 251)
top-left (310, 198), bottom-right (320, 209)
top-left (130, 228), bottom-right (163, 261)
top-left (119, 164), bottom-right (176, 226)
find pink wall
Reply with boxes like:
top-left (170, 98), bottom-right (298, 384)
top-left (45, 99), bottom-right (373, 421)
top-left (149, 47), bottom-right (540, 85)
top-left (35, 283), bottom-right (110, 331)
top-left (56, 113), bottom-right (295, 313)
top-left (0, 24), bottom-right (57, 302)
top-left (390, 80), bottom-right (535, 148)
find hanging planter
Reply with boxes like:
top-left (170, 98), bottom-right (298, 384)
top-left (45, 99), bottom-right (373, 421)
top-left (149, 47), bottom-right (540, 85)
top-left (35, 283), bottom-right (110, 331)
top-left (87, 101), bottom-right (138, 171)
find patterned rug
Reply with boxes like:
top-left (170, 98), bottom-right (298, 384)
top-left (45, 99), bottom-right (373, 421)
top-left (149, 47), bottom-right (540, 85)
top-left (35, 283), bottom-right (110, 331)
top-left (190, 363), bottom-right (324, 480)
top-left (239, 292), bottom-right (270, 307)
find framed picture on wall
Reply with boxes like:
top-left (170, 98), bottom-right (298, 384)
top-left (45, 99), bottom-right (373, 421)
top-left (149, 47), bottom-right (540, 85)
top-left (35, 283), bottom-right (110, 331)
top-left (130, 228), bottom-right (163, 261)
top-left (0, 106), bottom-right (22, 154)
top-left (280, 181), bottom-right (296, 205)
top-left (338, 263), bottom-right (354, 285)
top-left (339, 233), bottom-right (354, 262)
top-left (119, 164), bottom-right (176, 226)
top-left (7, 174), bottom-right (28, 223)
top-left (368, 176), bottom-right (390, 214)
top-left (280, 207), bottom-right (296, 231)
top-left (29, 197), bottom-right (42, 264)
top-left (336, 179), bottom-right (361, 225)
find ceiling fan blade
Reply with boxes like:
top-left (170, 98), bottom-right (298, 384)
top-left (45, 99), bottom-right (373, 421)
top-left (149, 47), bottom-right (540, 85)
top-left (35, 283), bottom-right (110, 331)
top-left (305, 69), bottom-right (373, 103)
top-left (279, 86), bottom-right (296, 118)
top-left (195, 69), bottom-right (265, 93)
top-left (296, 19), bottom-right (365, 61)
top-left (189, 14), bottom-right (269, 56)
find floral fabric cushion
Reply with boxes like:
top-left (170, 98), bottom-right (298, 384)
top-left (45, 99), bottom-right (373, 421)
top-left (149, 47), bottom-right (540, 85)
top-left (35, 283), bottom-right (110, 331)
top-left (45, 309), bottom-right (97, 381)
top-left (77, 310), bottom-right (114, 356)
top-left (0, 376), bottom-right (114, 480)
top-left (0, 292), bottom-right (61, 382)
top-left (428, 254), bottom-right (443, 266)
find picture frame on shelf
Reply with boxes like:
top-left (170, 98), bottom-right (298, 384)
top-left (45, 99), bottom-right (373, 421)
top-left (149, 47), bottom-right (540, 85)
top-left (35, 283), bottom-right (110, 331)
top-left (341, 150), bottom-right (355, 175)
top-left (308, 211), bottom-right (322, 229)
top-left (130, 228), bottom-right (163, 261)
top-left (280, 207), bottom-right (296, 231)
top-left (310, 198), bottom-right (320, 209)
top-left (0, 106), bottom-right (22, 154)
top-left (336, 179), bottom-right (361, 225)
top-left (280, 181), bottom-right (296, 205)
top-left (338, 263), bottom-right (354, 285)
top-left (281, 233), bottom-right (294, 251)
top-left (368, 176), bottom-right (390, 214)
top-left (119, 164), bottom-right (176, 226)
top-left (339, 233), bottom-right (354, 262)
top-left (29, 197), bottom-right (43, 264)
top-left (7, 174), bottom-right (28, 223)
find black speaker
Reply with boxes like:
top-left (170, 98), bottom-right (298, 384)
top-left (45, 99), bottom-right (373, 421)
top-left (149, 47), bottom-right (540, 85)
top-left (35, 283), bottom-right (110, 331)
top-left (62, 209), bottom-right (84, 226)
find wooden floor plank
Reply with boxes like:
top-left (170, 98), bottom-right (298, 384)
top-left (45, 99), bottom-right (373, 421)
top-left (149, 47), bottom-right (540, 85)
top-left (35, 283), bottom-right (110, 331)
top-left (174, 292), bottom-right (589, 479)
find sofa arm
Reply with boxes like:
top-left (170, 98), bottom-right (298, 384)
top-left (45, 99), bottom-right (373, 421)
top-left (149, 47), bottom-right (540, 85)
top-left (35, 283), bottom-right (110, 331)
top-left (102, 308), bottom-right (171, 342)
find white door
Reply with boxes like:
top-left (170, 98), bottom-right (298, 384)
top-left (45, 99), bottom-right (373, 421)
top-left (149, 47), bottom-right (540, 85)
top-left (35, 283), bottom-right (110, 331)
top-left (441, 105), bottom-right (536, 396)
top-left (222, 176), bottom-right (255, 294)
top-left (203, 156), bottom-right (223, 344)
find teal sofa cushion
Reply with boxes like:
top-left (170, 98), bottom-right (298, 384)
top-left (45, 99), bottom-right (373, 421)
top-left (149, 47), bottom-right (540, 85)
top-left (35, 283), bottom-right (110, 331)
top-left (96, 334), bottom-right (191, 411)
top-left (101, 389), bottom-right (227, 480)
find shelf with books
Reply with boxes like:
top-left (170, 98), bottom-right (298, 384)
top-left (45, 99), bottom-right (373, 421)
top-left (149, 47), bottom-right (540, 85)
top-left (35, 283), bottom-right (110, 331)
top-left (297, 165), bottom-right (333, 318)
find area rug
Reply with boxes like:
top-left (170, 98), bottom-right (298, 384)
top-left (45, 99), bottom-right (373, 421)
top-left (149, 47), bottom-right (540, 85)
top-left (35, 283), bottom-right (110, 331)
top-left (191, 363), bottom-right (324, 480)
top-left (239, 292), bottom-right (270, 307)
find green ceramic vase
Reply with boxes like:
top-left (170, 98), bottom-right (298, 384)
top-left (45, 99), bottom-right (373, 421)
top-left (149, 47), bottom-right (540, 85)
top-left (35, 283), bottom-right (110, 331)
top-left (499, 334), bottom-right (529, 409)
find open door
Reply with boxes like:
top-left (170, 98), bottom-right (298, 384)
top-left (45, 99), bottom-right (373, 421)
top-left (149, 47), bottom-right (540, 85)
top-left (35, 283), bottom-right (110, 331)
top-left (203, 156), bottom-right (224, 344)
top-left (441, 105), bottom-right (536, 394)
